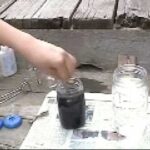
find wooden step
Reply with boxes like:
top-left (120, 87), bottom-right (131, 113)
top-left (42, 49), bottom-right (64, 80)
top-left (0, 0), bottom-right (117, 29)
top-left (116, 0), bottom-right (150, 29)
top-left (72, 0), bottom-right (117, 29)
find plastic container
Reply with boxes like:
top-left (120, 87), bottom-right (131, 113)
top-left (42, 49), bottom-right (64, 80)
top-left (0, 46), bottom-right (17, 77)
top-left (0, 119), bottom-right (3, 129)
top-left (57, 77), bottom-right (85, 129)
top-left (3, 115), bottom-right (22, 129)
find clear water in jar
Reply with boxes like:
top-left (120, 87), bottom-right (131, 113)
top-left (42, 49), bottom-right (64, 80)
top-left (112, 77), bottom-right (148, 140)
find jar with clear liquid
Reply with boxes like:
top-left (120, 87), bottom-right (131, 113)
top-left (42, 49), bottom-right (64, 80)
top-left (112, 64), bottom-right (149, 145)
top-left (57, 77), bottom-right (85, 129)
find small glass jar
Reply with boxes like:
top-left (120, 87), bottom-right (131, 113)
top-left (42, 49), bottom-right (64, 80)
top-left (112, 64), bottom-right (149, 142)
top-left (57, 77), bottom-right (85, 129)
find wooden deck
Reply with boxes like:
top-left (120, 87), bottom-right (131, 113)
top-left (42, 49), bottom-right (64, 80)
top-left (0, 0), bottom-right (117, 29)
top-left (0, 0), bottom-right (116, 29)
top-left (116, 0), bottom-right (150, 29)
top-left (0, 0), bottom-right (150, 29)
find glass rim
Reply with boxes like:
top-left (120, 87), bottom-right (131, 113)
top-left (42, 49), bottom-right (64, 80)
top-left (114, 64), bottom-right (147, 77)
top-left (113, 64), bottom-right (148, 87)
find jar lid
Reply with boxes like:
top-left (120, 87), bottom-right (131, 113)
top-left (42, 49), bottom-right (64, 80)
top-left (0, 119), bottom-right (3, 129)
top-left (3, 115), bottom-right (22, 129)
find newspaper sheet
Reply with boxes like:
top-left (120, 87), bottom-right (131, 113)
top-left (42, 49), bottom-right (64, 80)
top-left (20, 91), bottom-right (150, 149)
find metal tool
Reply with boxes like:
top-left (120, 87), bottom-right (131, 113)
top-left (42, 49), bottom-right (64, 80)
top-left (101, 130), bottom-right (125, 141)
top-left (30, 110), bottom-right (49, 124)
top-left (0, 80), bottom-right (32, 105)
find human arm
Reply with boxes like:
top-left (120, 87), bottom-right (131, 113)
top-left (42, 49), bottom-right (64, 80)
top-left (0, 20), bottom-right (77, 80)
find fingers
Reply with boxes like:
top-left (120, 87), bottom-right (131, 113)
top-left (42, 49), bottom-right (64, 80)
top-left (65, 53), bottom-right (77, 76)
top-left (47, 68), bottom-right (59, 79)
top-left (53, 49), bottom-right (77, 81)
top-left (43, 58), bottom-right (72, 81)
top-left (53, 53), bottom-right (70, 80)
top-left (48, 65), bottom-right (71, 81)
top-left (58, 51), bottom-right (77, 80)
top-left (57, 65), bottom-right (69, 81)
top-left (38, 44), bottom-right (77, 81)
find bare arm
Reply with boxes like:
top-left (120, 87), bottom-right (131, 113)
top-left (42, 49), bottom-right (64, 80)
top-left (0, 20), bottom-right (77, 80)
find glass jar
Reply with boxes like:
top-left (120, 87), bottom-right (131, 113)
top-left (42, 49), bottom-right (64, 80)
top-left (112, 64), bottom-right (149, 142)
top-left (57, 77), bottom-right (85, 129)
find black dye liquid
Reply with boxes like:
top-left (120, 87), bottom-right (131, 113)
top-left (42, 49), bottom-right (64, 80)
top-left (57, 92), bottom-right (85, 129)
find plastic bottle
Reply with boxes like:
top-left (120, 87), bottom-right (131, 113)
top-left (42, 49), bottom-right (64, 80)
top-left (0, 46), bottom-right (17, 77)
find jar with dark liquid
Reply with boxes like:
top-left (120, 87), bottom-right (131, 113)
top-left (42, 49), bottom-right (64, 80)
top-left (57, 77), bottom-right (85, 129)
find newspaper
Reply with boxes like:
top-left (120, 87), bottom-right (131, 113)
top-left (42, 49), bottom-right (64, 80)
top-left (20, 91), bottom-right (150, 149)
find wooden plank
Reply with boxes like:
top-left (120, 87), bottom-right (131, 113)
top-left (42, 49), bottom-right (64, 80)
top-left (0, 0), bottom-right (16, 15)
top-left (1, 0), bottom-right (117, 29)
top-left (0, 0), bottom-right (6, 6)
top-left (118, 54), bottom-right (137, 67)
top-left (22, 29), bottom-right (150, 73)
top-left (0, 0), bottom-right (80, 29)
top-left (1, 0), bottom-right (47, 19)
top-left (116, 0), bottom-right (150, 29)
top-left (0, 0), bottom-right (47, 28)
top-left (72, 0), bottom-right (116, 29)
top-left (33, 0), bottom-right (80, 29)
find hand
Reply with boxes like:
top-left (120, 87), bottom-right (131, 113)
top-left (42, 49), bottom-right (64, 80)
top-left (24, 39), bottom-right (77, 80)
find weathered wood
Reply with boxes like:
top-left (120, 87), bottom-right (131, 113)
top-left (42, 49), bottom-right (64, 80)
top-left (118, 54), bottom-right (137, 67)
top-left (0, 0), bottom-right (80, 29)
top-left (116, 0), bottom-right (150, 29)
top-left (0, 0), bottom-right (47, 28)
top-left (0, 0), bottom-right (6, 6)
top-left (33, 0), bottom-right (80, 29)
top-left (1, 0), bottom-right (47, 19)
top-left (0, 0), bottom-right (117, 29)
top-left (22, 29), bottom-right (150, 73)
top-left (72, 0), bottom-right (116, 29)
top-left (0, 0), bottom-right (16, 14)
